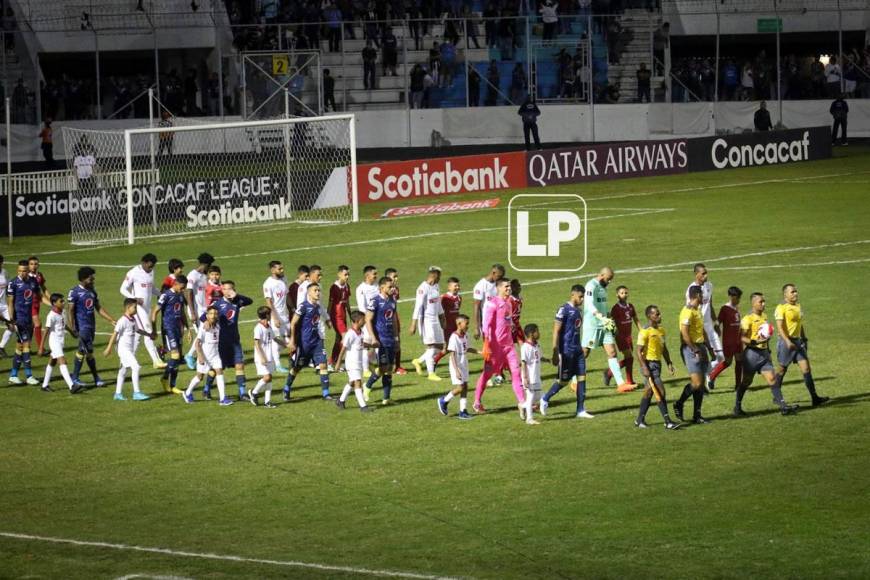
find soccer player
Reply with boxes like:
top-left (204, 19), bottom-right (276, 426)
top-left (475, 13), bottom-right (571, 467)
top-left (209, 280), bottom-right (253, 401)
top-left (263, 260), bottom-right (291, 373)
top-left (437, 313), bottom-right (476, 419)
top-left (120, 253), bottom-right (165, 368)
top-left (8, 260), bottom-right (47, 385)
top-left (204, 265), bottom-right (223, 307)
top-left (472, 264), bottom-right (504, 340)
top-left (296, 264), bottom-right (323, 308)
top-left (335, 310), bottom-right (372, 412)
top-left (541, 285), bottom-right (591, 419)
top-left (288, 265), bottom-right (310, 310)
top-left (285, 283), bottom-right (333, 401)
top-left (364, 276), bottom-right (400, 405)
top-left (635, 305), bottom-right (680, 430)
top-left (355, 265), bottom-right (379, 377)
top-left (28, 256), bottom-right (48, 356)
top-left (250, 305), bottom-right (283, 408)
top-left (42, 293), bottom-right (81, 393)
top-left (161, 258), bottom-right (184, 292)
top-left (328, 265), bottom-right (351, 371)
top-left (68, 267), bottom-right (115, 387)
top-left (509, 279), bottom-right (525, 344)
top-left (103, 298), bottom-right (151, 401)
top-left (183, 252), bottom-right (215, 369)
top-left (410, 266), bottom-right (445, 382)
top-left (473, 279), bottom-right (525, 413)
top-left (707, 286), bottom-right (743, 391)
top-left (686, 263), bottom-right (724, 388)
top-left (774, 284), bottom-right (828, 407)
top-left (433, 277), bottom-right (462, 366)
top-left (520, 323), bottom-right (545, 425)
top-left (385, 268), bottom-right (407, 375)
top-left (152, 274), bottom-right (189, 395)
top-left (734, 292), bottom-right (799, 416)
top-left (583, 267), bottom-right (635, 393)
top-left (0, 254), bottom-right (12, 357)
top-left (183, 305), bottom-right (231, 405)
top-left (604, 285), bottom-right (640, 387)
top-left (672, 285), bottom-right (710, 424)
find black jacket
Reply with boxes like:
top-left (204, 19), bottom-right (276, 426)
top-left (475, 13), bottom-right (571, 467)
top-left (754, 108), bottom-right (772, 131)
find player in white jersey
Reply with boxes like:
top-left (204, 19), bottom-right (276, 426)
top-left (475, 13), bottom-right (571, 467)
top-left (355, 265), bottom-right (380, 376)
top-left (520, 323), bottom-right (547, 425)
top-left (42, 293), bottom-right (80, 393)
top-left (472, 264), bottom-right (504, 340)
top-left (182, 305), bottom-right (230, 405)
top-left (120, 253), bottom-right (164, 368)
top-left (410, 266), bottom-right (445, 381)
top-left (296, 264), bottom-right (323, 308)
top-left (183, 252), bottom-right (214, 369)
top-left (263, 260), bottom-right (291, 373)
top-left (249, 306), bottom-right (284, 408)
top-left (334, 311), bottom-right (372, 412)
top-left (103, 298), bottom-right (151, 401)
top-left (686, 263), bottom-right (724, 386)
top-left (436, 314), bottom-right (476, 419)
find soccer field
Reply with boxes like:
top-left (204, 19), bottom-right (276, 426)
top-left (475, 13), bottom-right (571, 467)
top-left (1, 146), bottom-right (869, 579)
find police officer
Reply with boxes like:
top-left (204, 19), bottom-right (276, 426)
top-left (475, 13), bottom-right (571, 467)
top-left (830, 93), bottom-right (848, 146)
top-left (518, 95), bottom-right (542, 151)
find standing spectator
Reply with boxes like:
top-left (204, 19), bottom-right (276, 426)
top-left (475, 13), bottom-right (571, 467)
top-left (540, 0), bottom-right (558, 43)
top-left (323, 69), bottom-right (337, 111)
top-left (740, 61), bottom-right (754, 100)
top-left (12, 78), bottom-right (26, 123)
top-left (325, 2), bottom-right (342, 53)
top-left (518, 95), bottom-right (542, 150)
top-left (485, 60), bottom-right (500, 106)
top-left (339, 0), bottom-right (355, 39)
top-left (700, 59), bottom-right (715, 101)
top-left (497, 14), bottom-right (516, 60)
top-left (407, 0), bottom-right (422, 50)
top-left (39, 119), bottom-right (53, 168)
top-left (382, 27), bottom-right (398, 77)
top-left (184, 69), bottom-right (199, 116)
top-left (824, 56), bottom-right (841, 97)
top-left (722, 59), bottom-right (738, 101)
top-left (830, 93), bottom-right (848, 145)
top-left (207, 72), bottom-right (220, 116)
top-left (510, 62), bottom-right (527, 104)
top-left (636, 62), bottom-right (651, 103)
top-left (483, 2), bottom-right (498, 48)
top-left (409, 64), bottom-right (425, 109)
top-left (429, 41), bottom-right (442, 87)
top-left (754, 100), bottom-right (772, 131)
top-left (443, 19), bottom-right (460, 46)
top-left (468, 66), bottom-right (481, 106)
top-left (364, 3), bottom-right (380, 48)
top-left (440, 40), bottom-right (456, 88)
top-left (362, 40), bottom-right (378, 89)
top-left (157, 110), bottom-right (174, 158)
top-left (463, 5), bottom-right (481, 49)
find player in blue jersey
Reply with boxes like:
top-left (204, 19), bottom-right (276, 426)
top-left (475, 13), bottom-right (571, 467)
top-left (364, 276), bottom-right (399, 405)
top-left (8, 260), bottom-right (49, 385)
top-left (284, 283), bottom-right (333, 401)
top-left (152, 274), bottom-right (190, 395)
top-left (541, 285), bottom-right (593, 419)
top-left (203, 280), bottom-right (253, 401)
top-left (67, 267), bottom-right (116, 388)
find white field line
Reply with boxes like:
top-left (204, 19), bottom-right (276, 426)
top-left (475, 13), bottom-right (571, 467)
top-left (115, 575), bottom-right (194, 580)
top-left (31, 169), bottom-right (868, 258)
top-left (617, 257), bottom-right (870, 274)
top-left (0, 532), bottom-right (459, 580)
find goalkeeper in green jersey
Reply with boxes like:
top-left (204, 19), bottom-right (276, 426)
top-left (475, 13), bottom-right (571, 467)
top-left (582, 267), bottom-right (637, 393)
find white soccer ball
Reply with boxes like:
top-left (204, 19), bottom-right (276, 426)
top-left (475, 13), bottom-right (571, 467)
top-left (492, 375), bottom-right (505, 386)
top-left (756, 322), bottom-right (774, 341)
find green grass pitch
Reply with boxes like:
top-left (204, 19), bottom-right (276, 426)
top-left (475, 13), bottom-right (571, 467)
top-left (1, 146), bottom-right (869, 579)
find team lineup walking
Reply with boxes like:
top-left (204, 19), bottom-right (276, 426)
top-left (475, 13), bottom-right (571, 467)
top-left (1, 253), bottom-right (828, 426)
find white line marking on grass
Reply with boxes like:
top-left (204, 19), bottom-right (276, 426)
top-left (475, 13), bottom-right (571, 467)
top-left (622, 257), bottom-right (870, 274)
top-left (115, 575), bottom-right (194, 580)
top-left (41, 263), bottom-right (131, 269)
top-left (0, 532), bottom-right (459, 580)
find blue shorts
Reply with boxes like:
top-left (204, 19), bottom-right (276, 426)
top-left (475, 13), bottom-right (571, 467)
top-left (294, 341), bottom-right (326, 368)
top-left (77, 328), bottom-right (95, 354)
top-left (163, 328), bottom-right (182, 353)
top-left (218, 341), bottom-right (245, 367)
top-left (15, 322), bottom-right (32, 344)
top-left (558, 351), bottom-right (586, 383)
top-left (377, 345), bottom-right (396, 368)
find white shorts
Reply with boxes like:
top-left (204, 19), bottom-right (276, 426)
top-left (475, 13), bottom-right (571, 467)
top-left (255, 359), bottom-right (276, 376)
top-left (346, 365), bottom-right (363, 382)
top-left (525, 382), bottom-right (542, 392)
top-left (421, 320), bottom-right (445, 345)
top-left (449, 362), bottom-right (469, 385)
top-left (196, 353), bottom-right (223, 374)
top-left (271, 316), bottom-right (290, 338)
top-left (0, 304), bottom-right (8, 319)
top-left (118, 348), bottom-right (140, 370)
top-left (704, 320), bottom-right (723, 354)
top-left (48, 336), bottom-right (65, 359)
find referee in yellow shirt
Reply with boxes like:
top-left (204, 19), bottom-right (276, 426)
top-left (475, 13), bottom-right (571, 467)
top-left (635, 305), bottom-right (680, 430)
top-left (774, 284), bottom-right (828, 407)
top-left (673, 286), bottom-right (711, 424)
top-left (734, 292), bottom-right (798, 416)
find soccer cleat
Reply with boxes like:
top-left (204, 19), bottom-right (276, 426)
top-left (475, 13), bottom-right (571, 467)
top-left (692, 415), bottom-right (711, 424)
top-left (335, 399), bottom-right (346, 410)
top-left (539, 398), bottom-right (549, 416)
top-left (203, 389), bottom-right (213, 401)
top-left (634, 419), bottom-right (648, 428)
top-left (363, 385), bottom-right (371, 402)
top-left (472, 402), bottom-right (487, 414)
top-left (132, 392), bottom-right (150, 401)
top-left (518, 404), bottom-right (526, 421)
top-left (183, 393), bottom-right (194, 404)
top-left (327, 364), bottom-right (335, 373)
top-left (673, 400), bottom-right (684, 422)
top-left (576, 410), bottom-right (595, 419)
top-left (8, 376), bottom-right (22, 385)
top-left (322, 394), bottom-right (335, 401)
top-left (525, 418), bottom-right (541, 425)
top-left (412, 358), bottom-right (423, 376)
top-left (780, 404), bottom-right (799, 416)
top-left (427, 373), bottom-right (442, 382)
top-left (263, 402), bottom-right (278, 408)
top-left (160, 377), bottom-right (171, 393)
top-left (219, 398), bottom-right (234, 406)
top-left (40, 385), bottom-right (53, 393)
top-left (282, 390), bottom-right (291, 402)
top-left (603, 369), bottom-right (612, 387)
top-left (812, 396), bottom-right (830, 407)
top-left (153, 360), bottom-right (168, 369)
top-left (437, 397), bottom-right (448, 416)
top-left (363, 369), bottom-right (372, 379)
top-left (113, 393), bottom-right (126, 401)
top-left (70, 383), bottom-right (84, 395)
top-left (94, 379), bottom-right (107, 388)
top-left (248, 389), bottom-right (258, 406)
top-left (706, 379), bottom-right (715, 391)
top-left (26, 376), bottom-right (40, 386)
top-left (171, 387), bottom-right (184, 395)
top-left (395, 367), bottom-right (408, 375)
top-left (360, 405), bottom-right (374, 413)
top-left (665, 421), bottom-right (682, 430)
top-left (381, 398), bottom-right (393, 406)
top-left (733, 406), bottom-right (748, 417)
top-left (239, 394), bottom-right (250, 402)
top-left (457, 410), bottom-right (473, 420)
top-left (486, 378), bottom-right (494, 387)
top-left (616, 382), bottom-right (637, 393)
top-left (275, 365), bottom-right (290, 374)
top-left (185, 354), bottom-right (196, 370)
top-left (0, 347), bottom-right (7, 358)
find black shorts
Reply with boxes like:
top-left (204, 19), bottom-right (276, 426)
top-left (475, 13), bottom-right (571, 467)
top-left (558, 351), bottom-right (586, 383)
top-left (77, 328), bottom-right (95, 354)
top-left (743, 347), bottom-right (774, 375)
top-left (294, 342), bottom-right (326, 368)
top-left (377, 345), bottom-right (396, 368)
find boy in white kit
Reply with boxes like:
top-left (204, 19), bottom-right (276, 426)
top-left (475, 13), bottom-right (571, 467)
top-left (249, 305), bottom-right (284, 408)
top-left (182, 305), bottom-right (231, 405)
top-left (42, 293), bottom-right (81, 394)
top-left (119, 253), bottom-right (165, 369)
top-left (520, 323), bottom-right (547, 425)
top-left (335, 311), bottom-right (372, 412)
top-left (103, 298), bottom-right (151, 401)
top-left (437, 314), bottom-right (476, 420)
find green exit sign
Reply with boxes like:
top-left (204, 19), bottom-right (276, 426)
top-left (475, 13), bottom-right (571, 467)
top-left (757, 18), bottom-right (783, 33)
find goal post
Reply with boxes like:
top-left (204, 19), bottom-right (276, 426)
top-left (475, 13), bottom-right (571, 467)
top-left (65, 114), bottom-right (358, 246)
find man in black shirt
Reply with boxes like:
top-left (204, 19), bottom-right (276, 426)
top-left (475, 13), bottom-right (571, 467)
top-left (754, 100), bottom-right (772, 131)
top-left (323, 69), bottom-right (337, 112)
top-left (636, 63), bottom-right (651, 103)
top-left (362, 40), bottom-right (377, 90)
top-left (518, 95), bottom-right (542, 150)
top-left (830, 94), bottom-right (848, 145)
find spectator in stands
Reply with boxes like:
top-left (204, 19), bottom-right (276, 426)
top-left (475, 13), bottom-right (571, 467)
top-left (157, 110), bottom-right (174, 158)
top-left (184, 69), bottom-right (199, 116)
top-left (510, 62), bottom-right (527, 104)
top-left (518, 95), bottom-right (542, 150)
top-left (407, 0), bottom-right (422, 50)
top-left (303, 2), bottom-right (321, 49)
top-left (12, 78), bottom-right (26, 123)
top-left (325, 2), bottom-right (343, 52)
top-left (463, 5), bottom-right (481, 49)
top-left (469, 66), bottom-right (481, 106)
top-left (740, 61), bottom-right (754, 101)
top-left (721, 59), bottom-right (738, 100)
top-left (39, 119), bottom-right (53, 169)
top-left (485, 60), bottom-right (500, 106)
top-left (410, 64), bottom-right (426, 109)
top-left (429, 41), bottom-right (442, 87)
top-left (339, 0), bottom-right (355, 40)
top-left (636, 62), bottom-right (651, 103)
top-left (362, 40), bottom-right (378, 89)
top-left (323, 69), bottom-right (337, 111)
top-left (422, 65), bottom-right (435, 108)
top-left (540, 0), bottom-right (558, 43)
top-left (700, 59), bottom-right (714, 101)
top-left (824, 55), bottom-right (841, 97)
top-left (754, 100), bottom-right (772, 131)
top-left (382, 27), bottom-right (398, 77)
top-left (207, 72), bottom-right (220, 116)
top-left (443, 19), bottom-right (460, 46)
top-left (653, 22), bottom-right (669, 74)
top-left (497, 12), bottom-right (516, 60)
top-left (843, 55), bottom-right (859, 97)
top-left (440, 40), bottom-right (456, 88)
top-left (484, 2), bottom-right (498, 48)
top-left (830, 93), bottom-right (848, 146)
top-left (555, 49), bottom-right (573, 98)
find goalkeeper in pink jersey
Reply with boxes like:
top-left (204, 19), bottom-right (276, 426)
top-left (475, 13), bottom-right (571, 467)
top-left (473, 279), bottom-right (525, 414)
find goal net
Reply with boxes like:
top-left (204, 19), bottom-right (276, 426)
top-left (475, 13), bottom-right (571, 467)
top-left (63, 114), bottom-right (357, 246)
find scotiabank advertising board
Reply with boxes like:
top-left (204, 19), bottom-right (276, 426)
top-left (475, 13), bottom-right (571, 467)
top-left (357, 151), bottom-right (527, 203)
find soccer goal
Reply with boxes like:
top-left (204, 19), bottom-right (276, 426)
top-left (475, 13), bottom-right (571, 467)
top-left (63, 114), bottom-right (358, 246)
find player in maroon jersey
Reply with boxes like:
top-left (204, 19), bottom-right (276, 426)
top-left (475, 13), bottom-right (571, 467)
top-left (28, 256), bottom-right (47, 356)
top-left (604, 285), bottom-right (640, 387)
top-left (385, 268), bottom-right (408, 374)
top-left (434, 277), bottom-right (462, 365)
top-left (204, 265), bottom-right (223, 307)
top-left (328, 265), bottom-right (351, 369)
top-left (287, 265), bottom-right (309, 311)
top-left (509, 279), bottom-right (524, 344)
top-left (708, 286), bottom-right (743, 390)
top-left (161, 258), bottom-right (184, 292)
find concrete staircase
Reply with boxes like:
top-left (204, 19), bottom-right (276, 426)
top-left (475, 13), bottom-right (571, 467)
top-left (606, 8), bottom-right (662, 103)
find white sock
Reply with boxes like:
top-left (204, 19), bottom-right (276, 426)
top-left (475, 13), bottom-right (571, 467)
top-left (143, 335), bottom-right (161, 363)
top-left (59, 364), bottom-right (73, 388)
top-left (425, 348), bottom-right (437, 374)
top-left (131, 366), bottom-right (141, 393)
top-left (0, 329), bottom-right (11, 348)
top-left (263, 384), bottom-right (272, 403)
top-left (116, 368), bottom-right (126, 394)
top-left (271, 341), bottom-right (282, 367)
top-left (459, 397), bottom-right (467, 412)
top-left (443, 391), bottom-right (455, 402)
top-left (340, 383), bottom-right (352, 402)
top-left (43, 364), bottom-right (53, 388)
top-left (524, 388), bottom-right (535, 419)
top-left (607, 357), bottom-right (625, 385)
top-left (216, 374), bottom-right (226, 400)
top-left (362, 350), bottom-right (369, 370)
top-left (252, 379), bottom-right (266, 395)
top-left (354, 387), bottom-right (367, 408)
top-left (186, 375), bottom-right (201, 396)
